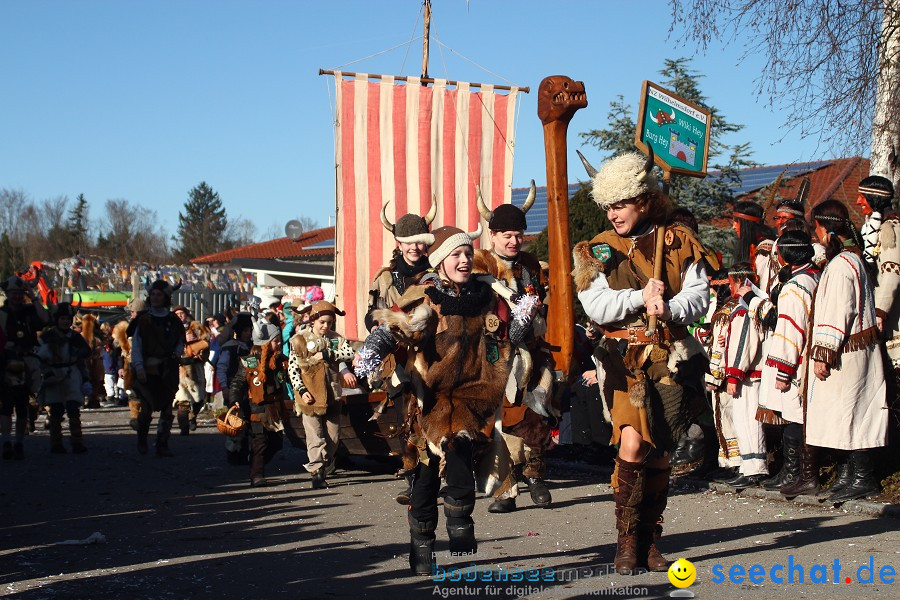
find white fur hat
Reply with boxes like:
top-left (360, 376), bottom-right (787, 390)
top-left (584, 151), bottom-right (658, 210)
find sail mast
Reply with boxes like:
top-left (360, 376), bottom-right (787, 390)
top-left (421, 0), bottom-right (431, 80)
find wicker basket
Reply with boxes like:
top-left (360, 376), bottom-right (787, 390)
top-left (216, 404), bottom-right (246, 437)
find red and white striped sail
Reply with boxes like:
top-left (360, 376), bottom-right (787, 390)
top-left (331, 72), bottom-right (520, 340)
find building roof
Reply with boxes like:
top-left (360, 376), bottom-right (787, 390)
top-left (190, 226), bottom-right (336, 264)
top-left (708, 157), bottom-right (870, 228)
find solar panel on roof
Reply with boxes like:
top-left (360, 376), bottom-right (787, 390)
top-left (305, 239), bottom-right (335, 249)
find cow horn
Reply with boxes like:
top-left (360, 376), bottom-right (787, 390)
top-left (74, 296), bottom-right (82, 310)
top-left (576, 150), bottom-right (598, 178)
top-left (475, 186), bottom-right (493, 221)
top-left (467, 222), bottom-right (483, 240)
top-left (380, 200), bottom-right (395, 234)
top-left (521, 180), bottom-right (536, 214)
top-left (424, 196), bottom-right (437, 225)
top-left (644, 147), bottom-right (655, 174)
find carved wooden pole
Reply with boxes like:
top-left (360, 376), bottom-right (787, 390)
top-left (538, 75), bottom-right (587, 376)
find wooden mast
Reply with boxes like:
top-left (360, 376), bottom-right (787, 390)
top-left (538, 76), bottom-right (587, 376)
top-left (421, 0), bottom-right (431, 80)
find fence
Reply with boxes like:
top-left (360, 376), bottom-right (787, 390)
top-left (171, 289), bottom-right (246, 321)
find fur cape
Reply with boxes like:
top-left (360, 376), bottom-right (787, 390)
top-left (372, 282), bottom-right (511, 454)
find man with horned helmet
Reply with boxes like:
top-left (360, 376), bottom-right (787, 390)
top-left (473, 181), bottom-right (556, 512)
top-left (127, 280), bottom-right (186, 456)
top-left (0, 276), bottom-right (49, 460)
top-left (573, 150), bottom-right (714, 575)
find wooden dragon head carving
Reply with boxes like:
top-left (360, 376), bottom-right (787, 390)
top-left (538, 75), bottom-right (587, 125)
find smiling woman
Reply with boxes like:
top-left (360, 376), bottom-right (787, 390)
top-left (573, 150), bottom-right (717, 576)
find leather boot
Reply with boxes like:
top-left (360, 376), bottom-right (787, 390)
top-left (408, 513), bottom-right (437, 576)
top-left (525, 477), bottom-right (552, 507)
top-left (818, 454), bottom-right (852, 498)
top-left (444, 496), bottom-right (477, 555)
top-left (69, 409), bottom-right (87, 454)
top-left (155, 413), bottom-right (174, 457)
top-left (613, 457), bottom-right (644, 575)
top-left (638, 465), bottom-right (671, 572)
top-left (829, 451), bottom-right (880, 501)
top-left (176, 403), bottom-right (191, 436)
top-left (249, 433), bottom-right (267, 487)
top-left (311, 469), bottom-right (327, 489)
top-left (50, 410), bottom-right (66, 454)
top-left (395, 475), bottom-right (413, 505)
top-left (128, 399), bottom-right (141, 431)
top-left (523, 450), bottom-right (552, 507)
top-left (760, 427), bottom-right (787, 489)
top-left (771, 426), bottom-right (802, 490)
top-left (780, 443), bottom-right (820, 498)
top-left (487, 497), bottom-right (516, 513)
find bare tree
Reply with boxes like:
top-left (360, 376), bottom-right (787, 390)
top-left (224, 216), bottom-right (258, 248)
top-left (96, 198), bottom-right (169, 263)
top-left (669, 1), bottom-right (900, 184)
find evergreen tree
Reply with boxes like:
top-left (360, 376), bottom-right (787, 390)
top-left (579, 57), bottom-right (757, 262)
top-left (66, 193), bottom-right (90, 253)
top-left (173, 182), bottom-right (228, 262)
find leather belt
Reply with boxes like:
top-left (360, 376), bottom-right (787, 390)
top-left (601, 325), bottom-right (685, 346)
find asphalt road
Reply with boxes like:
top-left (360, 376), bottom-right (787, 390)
top-left (2, 407), bottom-right (898, 600)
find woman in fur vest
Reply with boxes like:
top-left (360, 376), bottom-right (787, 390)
top-left (574, 151), bottom-right (714, 575)
top-left (354, 223), bottom-right (537, 575)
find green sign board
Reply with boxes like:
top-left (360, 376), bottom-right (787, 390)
top-left (635, 80), bottom-right (711, 178)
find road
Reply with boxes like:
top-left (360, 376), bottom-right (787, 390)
top-left (1, 407), bottom-right (898, 599)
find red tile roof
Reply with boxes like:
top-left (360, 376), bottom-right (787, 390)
top-left (708, 157), bottom-right (870, 229)
top-left (190, 226), bottom-right (336, 264)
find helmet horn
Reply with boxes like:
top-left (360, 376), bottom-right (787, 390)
top-left (644, 147), bottom-right (655, 174)
top-left (380, 200), bottom-right (395, 234)
top-left (424, 196), bottom-right (437, 225)
top-left (521, 180), bottom-right (536, 214)
top-left (576, 150), bottom-right (598, 178)
top-left (475, 186), bottom-right (493, 221)
top-left (467, 222), bottom-right (484, 240)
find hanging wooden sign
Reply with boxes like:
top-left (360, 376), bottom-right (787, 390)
top-left (634, 80), bottom-right (711, 178)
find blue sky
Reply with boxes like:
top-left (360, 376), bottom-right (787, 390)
top-left (1, 0), bottom-right (838, 241)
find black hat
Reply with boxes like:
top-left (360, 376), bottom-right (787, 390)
top-left (52, 302), bottom-right (78, 321)
top-left (381, 198), bottom-right (437, 243)
top-left (477, 180), bottom-right (536, 232)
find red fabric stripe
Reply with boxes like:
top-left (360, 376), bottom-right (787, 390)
top-left (491, 94), bottom-right (508, 212)
top-left (442, 88), bottom-right (457, 227)
top-left (417, 86), bottom-right (433, 222)
top-left (367, 82), bottom-right (384, 293)
top-left (339, 79), bottom-right (358, 338)
top-left (778, 313), bottom-right (805, 335)
top-left (392, 84), bottom-right (408, 221)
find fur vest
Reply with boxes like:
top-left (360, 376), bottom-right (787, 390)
top-left (372, 277), bottom-right (512, 453)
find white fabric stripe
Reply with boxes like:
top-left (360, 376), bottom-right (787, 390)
top-left (455, 81), bottom-right (471, 233)
top-left (431, 79), bottom-right (446, 228)
top-left (333, 71), bottom-right (347, 333)
top-left (405, 77), bottom-right (421, 220)
top-left (379, 75), bottom-right (396, 276)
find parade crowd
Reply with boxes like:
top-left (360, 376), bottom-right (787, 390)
top-left (1, 151), bottom-right (898, 579)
